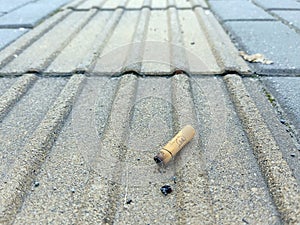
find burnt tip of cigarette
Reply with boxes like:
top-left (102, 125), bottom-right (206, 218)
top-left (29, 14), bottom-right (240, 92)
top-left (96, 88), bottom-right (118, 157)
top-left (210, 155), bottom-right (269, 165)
top-left (154, 155), bottom-right (163, 164)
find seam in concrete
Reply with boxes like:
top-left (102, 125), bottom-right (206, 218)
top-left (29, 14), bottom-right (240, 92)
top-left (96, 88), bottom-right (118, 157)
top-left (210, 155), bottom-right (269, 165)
top-left (0, 70), bottom-right (259, 78)
top-left (222, 18), bottom-right (276, 22)
top-left (122, 7), bottom-right (151, 73)
top-left (66, 0), bottom-right (108, 11)
top-left (78, 8), bottom-right (125, 72)
top-left (0, 73), bottom-right (37, 120)
top-left (35, 9), bottom-right (98, 74)
top-left (63, 0), bottom-right (90, 10)
top-left (68, 6), bottom-right (198, 11)
top-left (99, 74), bottom-right (138, 223)
top-left (168, 8), bottom-right (188, 73)
top-left (0, 74), bottom-right (85, 224)
top-left (65, 0), bottom-right (209, 11)
top-left (224, 74), bottom-right (300, 224)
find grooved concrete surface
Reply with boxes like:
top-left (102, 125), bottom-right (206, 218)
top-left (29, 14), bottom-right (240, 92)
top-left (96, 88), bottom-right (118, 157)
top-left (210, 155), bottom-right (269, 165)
top-left (0, 0), bottom-right (300, 225)
top-left (0, 0), bottom-right (249, 75)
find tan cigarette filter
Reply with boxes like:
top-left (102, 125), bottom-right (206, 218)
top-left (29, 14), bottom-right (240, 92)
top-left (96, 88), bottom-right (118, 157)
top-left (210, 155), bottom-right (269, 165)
top-left (154, 125), bottom-right (195, 165)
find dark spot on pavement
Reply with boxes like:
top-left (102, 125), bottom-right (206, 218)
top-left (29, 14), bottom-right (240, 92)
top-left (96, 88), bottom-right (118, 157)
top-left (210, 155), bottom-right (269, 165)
top-left (160, 185), bottom-right (172, 196)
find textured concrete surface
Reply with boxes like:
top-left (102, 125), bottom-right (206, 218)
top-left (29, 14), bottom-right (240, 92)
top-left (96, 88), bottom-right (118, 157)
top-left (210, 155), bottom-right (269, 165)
top-left (0, 1), bottom-right (249, 75)
top-left (2, 74), bottom-right (298, 224)
top-left (208, 0), bottom-right (300, 76)
top-left (0, 0), bottom-right (300, 224)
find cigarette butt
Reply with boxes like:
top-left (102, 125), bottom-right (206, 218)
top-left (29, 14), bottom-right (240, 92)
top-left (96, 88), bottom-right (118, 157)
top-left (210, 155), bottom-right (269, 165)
top-left (154, 125), bottom-right (195, 165)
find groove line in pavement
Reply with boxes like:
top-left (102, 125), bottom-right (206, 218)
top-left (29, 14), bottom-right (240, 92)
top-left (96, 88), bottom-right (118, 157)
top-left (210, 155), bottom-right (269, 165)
top-left (98, 74), bottom-right (138, 223)
top-left (78, 8), bottom-right (126, 72)
top-left (0, 74), bottom-right (37, 120)
top-left (171, 74), bottom-right (215, 224)
top-left (0, 74), bottom-right (85, 224)
top-left (224, 74), bottom-right (300, 224)
top-left (194, 7), bottom-right (250, 74)
top-left (122, 7), bottom-right (151, 73)
top-left (168, 6), bottom-right (188, 73)
top-left (0, 10), bottom-right (96, 75)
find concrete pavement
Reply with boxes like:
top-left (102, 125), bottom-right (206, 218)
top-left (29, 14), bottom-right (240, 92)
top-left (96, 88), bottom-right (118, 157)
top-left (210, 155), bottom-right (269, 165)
top-left (0, 0), bottom-right (299, 224)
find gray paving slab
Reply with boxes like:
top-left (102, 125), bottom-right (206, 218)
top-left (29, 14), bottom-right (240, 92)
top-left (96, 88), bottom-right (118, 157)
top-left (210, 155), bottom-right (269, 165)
top-left (272, 10), bottom-right (300, 31)
top-left (0, 0), bottom-right (33, 13)
top-left (224, 21), bottom-right (300, 75)
top-left (0, 28), bottom-right (28, 50)
top-left (209, 0), bottom-right (274, 21)
top-left (0, 0), bottom-right (300, 224)
top-left (0, 6), bottom-right (251, 75)
top-left (263, 77), bottom-right (300, 135)
top-left (253, 0), bottom-right (300, 10)
top-left (0, 0), bottom-right (71, 28)
top-left (2, 75), bottom-right (288, 224)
